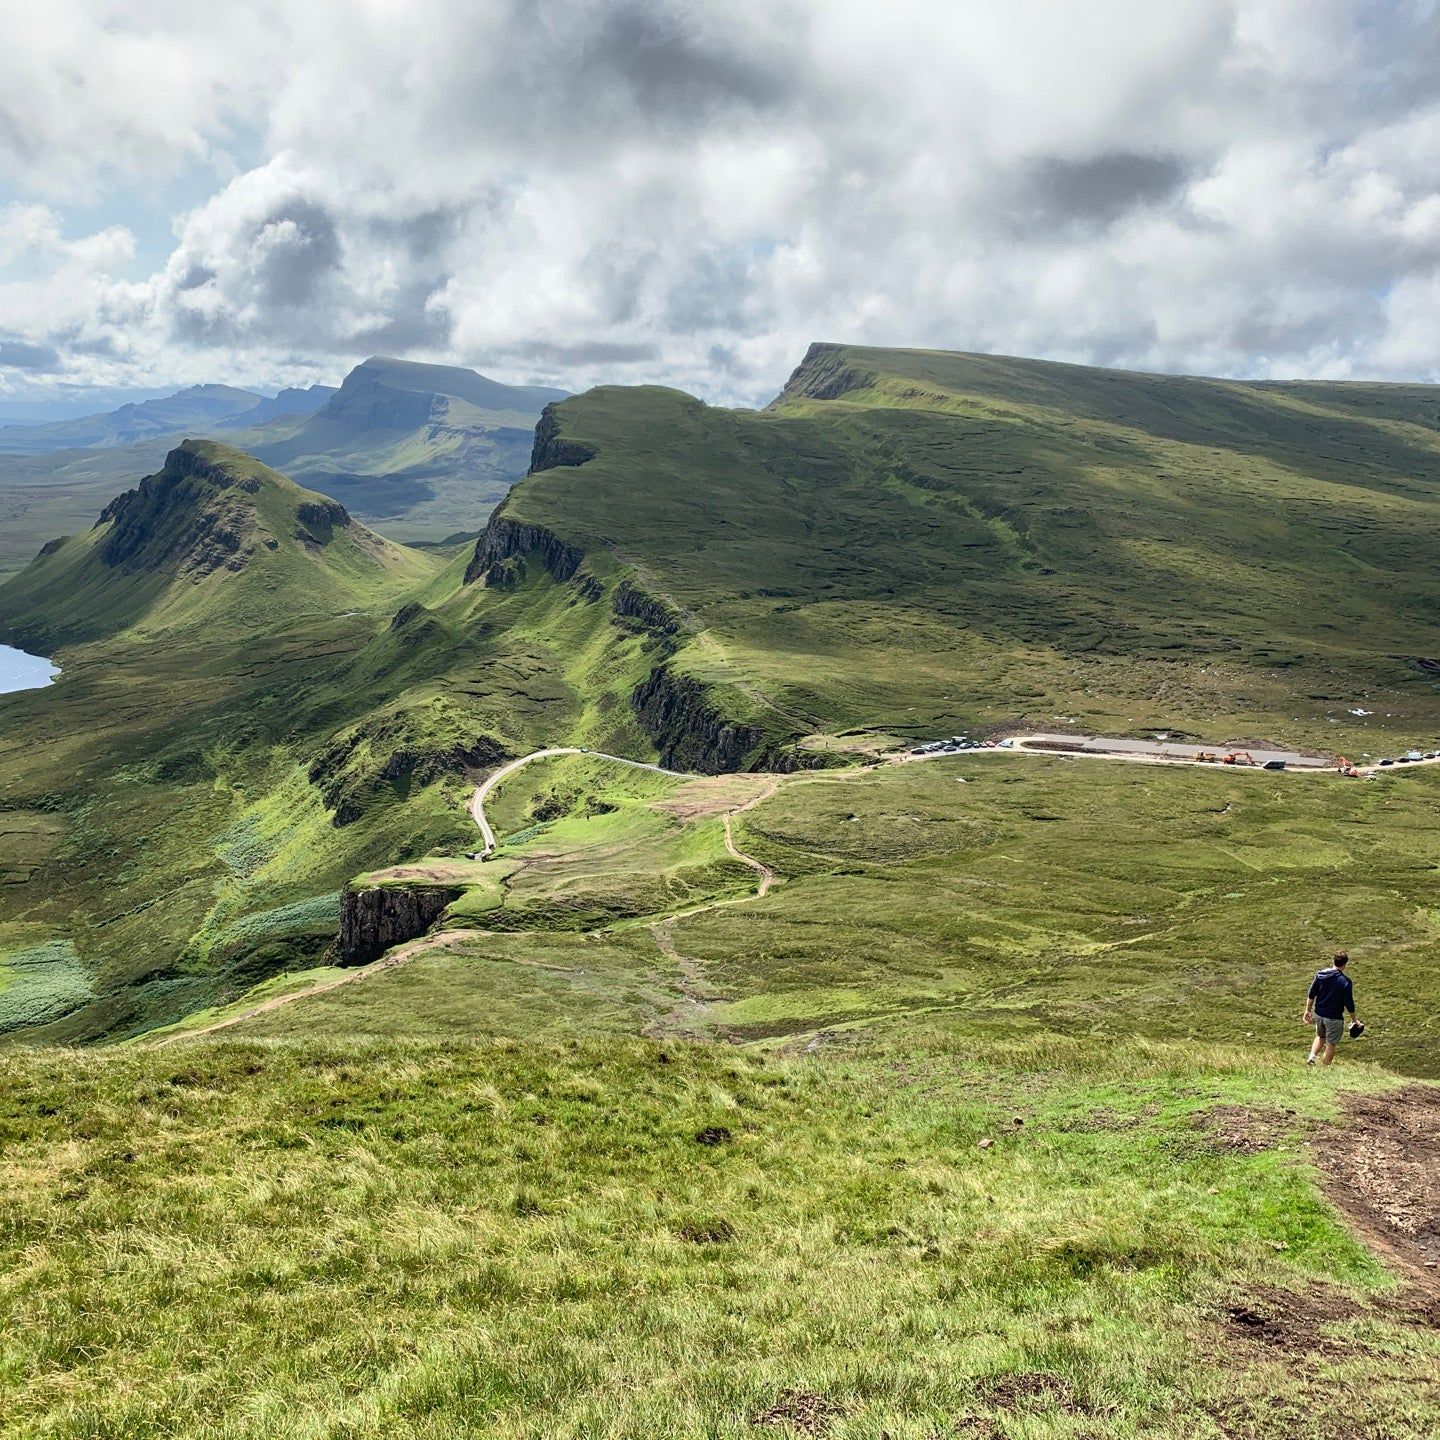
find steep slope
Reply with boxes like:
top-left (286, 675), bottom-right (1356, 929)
top-left (467, 344), bottom-right (1440, 759)
top-left (0, 385), bottom-right (266, 455)
top-left (0, 442), bottom-right (456, 1040)
top-left (244, 356), bottom-right (569, 538)
top-left (0, 440), bottom-right (433, 648)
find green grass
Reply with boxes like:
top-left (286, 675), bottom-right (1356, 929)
top-left (0, 1034), bottom-right (1434, 1439)
top-left (498, 346), bottom-right (1440, 756)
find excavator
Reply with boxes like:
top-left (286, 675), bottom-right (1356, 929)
top-left (1191, 750), bottom-right (1258, 765)
top-left (1337, 755), bottom-right (1361, 778)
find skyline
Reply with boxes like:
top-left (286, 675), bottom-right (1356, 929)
top-left (4, 0), bottom-right (1440, 413)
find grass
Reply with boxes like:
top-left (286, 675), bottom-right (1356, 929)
top-left (0, 1033), bottom-right (1435, 1439)
top-left (5, 342), bottom-right (1440, 1048)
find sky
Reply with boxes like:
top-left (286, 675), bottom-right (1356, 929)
top-left (3, 0), bottom-right (1440, 412)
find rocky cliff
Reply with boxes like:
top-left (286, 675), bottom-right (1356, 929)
top-left (528, 403), bottom-right (597, 473)
top-left (767, 342), bottom-right (877, 409)
top-left (631, 665), bottom-right (766, 773)
top-left (463, 512), bottom-right (583, 586)
top-left (613, 580), bottom-right (684, 641)
top-left (339, 884), bottom-right (461, 966)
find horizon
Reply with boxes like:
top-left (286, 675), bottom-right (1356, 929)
top-left (5, 2), bottom-right (1440, 414)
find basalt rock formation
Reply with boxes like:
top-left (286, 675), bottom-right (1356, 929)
top-left (528, 403), bottom-right (597, 473)
top-left (339, 884), bottom-right (461, 966)
top-left (464, 512), bottom-right (583, 586)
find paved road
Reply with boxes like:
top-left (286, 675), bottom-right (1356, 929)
top-left (469, 747), bottom-right (684, 856)
top-left (905, 733), bottom-right (1440, 778)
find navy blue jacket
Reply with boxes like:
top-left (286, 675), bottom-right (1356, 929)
top-left (1308, 967), bottom-right (1355, 1019)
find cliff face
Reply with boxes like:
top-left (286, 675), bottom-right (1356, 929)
top-left (767, 342), bottom-right (876, 409)
top-left (613, 580), bottom-right (684, 640)
top-left (631, 665), bottom-right (765, 773)
top-left (528, 403), bottom-right (596, 473)
top-left (339, 884), bottom-right (460, 966)
top-left (98, 446), bottom-right (258, 574)
top-left (463, 513), bottom-right (583, 586)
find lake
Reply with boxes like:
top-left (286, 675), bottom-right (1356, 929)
top-left (0, 644), bottom-right (59, 695)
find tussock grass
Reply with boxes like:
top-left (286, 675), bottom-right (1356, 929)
top-left (2, 1034), bottom-right (1434, 1438)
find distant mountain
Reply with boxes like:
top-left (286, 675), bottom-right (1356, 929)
top-left (0, 385), bottom-right (268, 456)
top-left (241, 356), bottom-right (568, 533)
top-left (218, 384), bottom-right (337, 430)
top-left (0, 440), bottom-right (435, 648)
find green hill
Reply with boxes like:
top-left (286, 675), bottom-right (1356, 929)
top-left (3, 348), bottom-right (1440, 1436)
top-left (479, 343), bottom-right (1440, 762)
top-left (0, 439), bottom-right (434, 648)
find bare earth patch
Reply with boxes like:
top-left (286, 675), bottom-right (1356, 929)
top-left (751, 1388), bottom-right (844, 1434)
top-left (1312, 1084), bottom-right (1440, 1307)
top-left (1201, 1102), bottom-right (1308, 1155)
top-left (657, 773), bottom-right (776, 824)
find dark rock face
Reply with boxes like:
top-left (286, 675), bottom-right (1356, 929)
top-left (464, 513), bottom-right (583, 586)
top-left (294, 498), bottom-right (351, 547)
top-left (613, 580), bottom-right (684, 639)
top-left (631, 665), bottom-right (765, 773)
top-left (768, 342), bottom-right (876, 409)
top-left (528, 403), bottom-right (596, 473)
top-left (390, 601), bottom-right (425, 630)
top-left (339, 885), bottom-right (460, 966)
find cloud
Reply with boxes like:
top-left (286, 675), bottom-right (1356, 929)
top-left (0, 335), bottom-right (59, 369)
top-left (3, 0), bottom-right (1440, 403)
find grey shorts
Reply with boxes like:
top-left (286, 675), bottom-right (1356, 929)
top-left (1314, 1015), bottom-right (1344, 1045)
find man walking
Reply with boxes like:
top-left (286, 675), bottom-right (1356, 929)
top-left (1304, 952), bottom-right (1359, 1066)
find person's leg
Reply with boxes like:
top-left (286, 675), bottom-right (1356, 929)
top-left (1308, 1030), bottom-right (1322, 1063)
top-left (1321, 1041), bottom-right (1336, 1065)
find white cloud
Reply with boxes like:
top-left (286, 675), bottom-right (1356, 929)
top-left (2, 0), bottom-right (1440, 403)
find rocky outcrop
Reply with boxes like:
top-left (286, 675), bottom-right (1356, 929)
top-left (464, 512), bottom-right (583, 586)
top-left (613, 580), bottom-right (684, 640)
top-left (528, 403), bottom-right (596, 473)
top-left (295, 498), bottom-right (351, 546)
top-left (767, 342), bottom-right (876, 409)
top-left (631, 665), bottom-right (766, 773)
top-left (339, 884), bottom-right (460, 966)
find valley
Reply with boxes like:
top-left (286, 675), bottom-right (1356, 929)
top-left (2, 343), bottom-right (1440, 1437)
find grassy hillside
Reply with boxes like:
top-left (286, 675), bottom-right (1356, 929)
top-left (0, 442), bottom-right (461, 1038)
top-left (497, 345), bottom-right (1440, 759)
top-left (2, 1034), bottom-right (1437, 1439)
top-left (4, 348), bottom-right (1440, 1435)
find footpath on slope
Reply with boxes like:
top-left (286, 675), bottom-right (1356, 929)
top-left (154, 726), bottom-right (1438, 1049)
top-left (151, 930), bottom-right (475, 1046)
top-left (468, 746), bottom-right (682, 857)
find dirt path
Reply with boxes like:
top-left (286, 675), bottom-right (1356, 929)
top-left (642, 778), bottom-right (779, 1038)
top-left (722, 778), bottom-right (779, 896)
top-left (1313, 1084), bottom-right (1440, 1312)
top-left (469, 747), bottom-right (683, 856)
top-left (150, 930), bottom-right (474, 1047)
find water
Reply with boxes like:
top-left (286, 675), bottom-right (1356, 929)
top-left (0, 644), bottom-right (59, 695)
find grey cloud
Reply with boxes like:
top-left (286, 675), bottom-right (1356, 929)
top-left (579, 1), bottom-right (793, 115)
top-left (252, 200), bottom-right (343, 310)
top-left (1026, 152), bottom-right (1193, 228)
top-left (0, 336), bottom-right (59, 369)
top-left (508, 339), bottom-right (661, 364)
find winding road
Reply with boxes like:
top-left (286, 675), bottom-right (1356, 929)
top-left (468, 747), bottom-right (683, 856)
